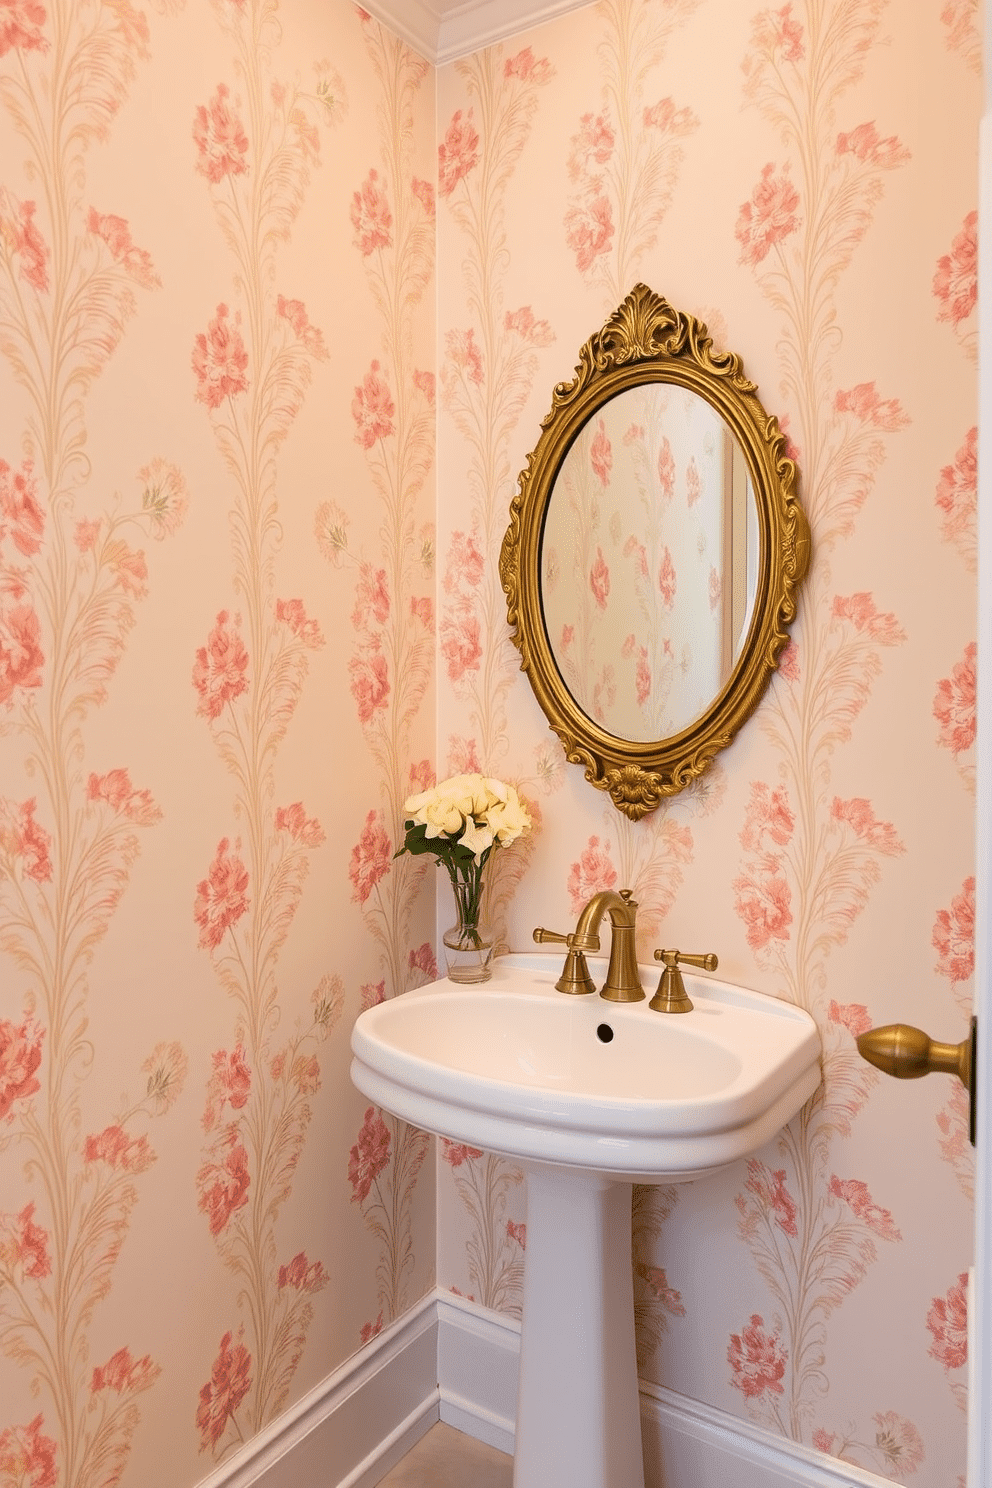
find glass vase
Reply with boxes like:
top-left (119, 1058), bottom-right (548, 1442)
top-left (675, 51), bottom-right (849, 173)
top-left (443, 872), bottom-right (494, 984)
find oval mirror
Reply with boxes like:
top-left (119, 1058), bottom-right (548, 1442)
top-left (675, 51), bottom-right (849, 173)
top-left (500, 285), bottom-right (810, 820)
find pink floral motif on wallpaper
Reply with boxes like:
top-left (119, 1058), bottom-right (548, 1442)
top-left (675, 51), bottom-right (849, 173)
top-left (933, 876), bottom-right (974, 988)
top-left (733, 783), bottom-right (795, 952)
top-left (195, 839), bottom-right (250, 950)
top-left (438, 109), bottom-right (479, 197)
top-left (352, 360), bottom-right (395, 447)
top-left (348, 810), bottom-right (392, 905)
top-left (0, 1017), bottom-right (42, 1118)
top-left (737, 1160), bottom-right (798, 1238)
top-left (349, 641), bottom-right (390, 722)
top-left (351, 168), bottom-right (392, 254)
top-left (83, 1125), bottom-right (154, 1172)
top-left (0, 798), bottom-right (50, 882)
top-left (196, 1330), bottom-right (252, 1451)
top-left (0, 0), bottom-right (48, 58)
top-left (441, 532), bottom-right (484, 691)
top-left (933, 641), bottom-right (975, 757)
top-left (933, 210), bottom-right (977, 329)
top-left (0, 1415), bottom-right (57, 1488)
top-left (193, 83), bottom-right (250, 184)
top-left (827, 1176), bottom-right (900, 1242)
top-left (192, 304), bottom-right (249, 408)
top-left (735, 162), bottom-right (800, 265)
top-left (349, 1106), bottom-right (391, 1204)
top-left (0, 1201), bottom-right (50, 1280)
top-left (745, 2), bottom-right (804, 62)
top-left (927, 1272), bottom-right (968, 1374)
top-left (567, 836), bottom-right (618, 911)
top-left (728, 1314), bottom-right (787, 1400)
top-left (88, 209), bottom-right (158, 288)
top-left (197, 1131), bottom-right (251, 1238)
top-left (0, 189), bottom-right (49, 291)
top-left (936, 427), bottom-right (977, 565)
top-left (836, 121), bottom-right (909, 170)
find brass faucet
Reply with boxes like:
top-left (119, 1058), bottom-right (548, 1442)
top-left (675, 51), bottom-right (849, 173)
top-left (534, 889), bottom-right (645, 1002)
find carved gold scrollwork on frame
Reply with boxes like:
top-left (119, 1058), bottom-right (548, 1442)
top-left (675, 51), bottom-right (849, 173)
top-left (500, 284), bottom-right (811, 820)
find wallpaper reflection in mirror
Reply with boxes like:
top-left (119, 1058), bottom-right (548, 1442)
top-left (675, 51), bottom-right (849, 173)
top-left (541, 384), bottom-right (757, 741)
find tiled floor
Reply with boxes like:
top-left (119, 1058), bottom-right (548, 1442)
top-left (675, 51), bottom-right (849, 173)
top-left (376, 1422), bottom-right (513, 1487)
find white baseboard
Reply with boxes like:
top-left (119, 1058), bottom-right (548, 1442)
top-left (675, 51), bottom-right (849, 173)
top-left (436, 1293), bottom-right (520, 1454)
top-left (639, 1384), bottom-right (895, 1488)
top-left (193, 1293), bottom-right (440, 1488)
top-left (192, 1288), bottom-right (894, 1488)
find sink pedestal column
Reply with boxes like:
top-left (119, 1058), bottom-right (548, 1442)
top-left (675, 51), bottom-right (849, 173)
top-left (513, 1167), bottom-right (644, 1488)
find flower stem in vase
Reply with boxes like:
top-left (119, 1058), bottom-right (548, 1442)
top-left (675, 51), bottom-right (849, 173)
top-left (444, 863), bottom-right (494, 983)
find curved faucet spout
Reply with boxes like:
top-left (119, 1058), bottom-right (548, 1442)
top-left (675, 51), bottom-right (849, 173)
top-left (575, 889), bottom-right (644, 1003)
top-left (572, 888), bottom-right (637, 949)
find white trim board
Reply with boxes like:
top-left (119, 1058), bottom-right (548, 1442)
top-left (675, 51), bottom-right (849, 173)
top-left (192, 1289), bottom-right (897, 1488)
top-left (192, 1295), bottom-right (439, 1488)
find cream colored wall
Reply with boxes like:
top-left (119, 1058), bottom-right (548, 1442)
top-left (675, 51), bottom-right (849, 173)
top-left (436, 2), bottom-right (978, 1485)
top-left (0, 2), bottom-right (436, 1485)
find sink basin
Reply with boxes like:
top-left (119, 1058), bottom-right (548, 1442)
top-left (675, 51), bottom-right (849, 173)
top-left (351, 951), bottom-right (821, 1488)
top-left (351, 952), bottom-right (821, 1183)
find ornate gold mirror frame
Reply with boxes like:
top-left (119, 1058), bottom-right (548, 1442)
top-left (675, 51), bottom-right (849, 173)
top-left (500, 284), bottom-right (811, 820)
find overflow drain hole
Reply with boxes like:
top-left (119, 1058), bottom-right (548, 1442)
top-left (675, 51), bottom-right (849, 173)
top-left (596, 1024), bottom-right (614, 1043)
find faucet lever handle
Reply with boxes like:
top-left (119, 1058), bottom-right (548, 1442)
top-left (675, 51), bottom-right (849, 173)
top-left (533, 928), bottom-right (596, 995)
top-left (533, 927), bottom-right (568, 946)
top-left (659, 950), bottom-right (718, 973)
top-left (650, 949), bottom-right (718, 1013)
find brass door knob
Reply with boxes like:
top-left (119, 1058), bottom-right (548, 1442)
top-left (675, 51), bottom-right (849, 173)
top-left (856, 1019), bottom-right (977, 1145)
top-left (856, 1023), bottom-right (972, 1088)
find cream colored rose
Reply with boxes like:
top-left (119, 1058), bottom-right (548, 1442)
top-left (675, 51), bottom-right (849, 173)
top-left (405, 786), bottom-right (464, 838)
top-left (486, 788), bottom-right (531, 846)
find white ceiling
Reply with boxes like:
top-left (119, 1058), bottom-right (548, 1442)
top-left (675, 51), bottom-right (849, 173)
top-left (363, 0), bottom-right (591, 64)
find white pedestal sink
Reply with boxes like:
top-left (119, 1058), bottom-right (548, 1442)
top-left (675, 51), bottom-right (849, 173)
top-left (351, 953), bottom-right (821, 1488)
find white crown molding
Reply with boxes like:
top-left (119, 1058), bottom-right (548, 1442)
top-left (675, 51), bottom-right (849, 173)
top-left (363, 0), bottom-right (594, 64)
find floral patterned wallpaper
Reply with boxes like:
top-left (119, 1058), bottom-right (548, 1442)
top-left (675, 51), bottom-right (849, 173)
top-left (436, 2), bottom-right (978, 1486)
top-left (0, 0), bottom-right (435, 1484)
top-left (0, 0), bottom-right (979, 1486)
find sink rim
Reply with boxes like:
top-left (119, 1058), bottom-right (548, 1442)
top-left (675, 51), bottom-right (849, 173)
top-left (350, 951), bottom-right (821, 1182)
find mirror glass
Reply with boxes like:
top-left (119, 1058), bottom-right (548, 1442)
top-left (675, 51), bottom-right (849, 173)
top-left (540, 384), bottom-right (758, 743)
